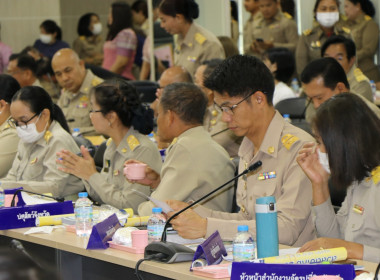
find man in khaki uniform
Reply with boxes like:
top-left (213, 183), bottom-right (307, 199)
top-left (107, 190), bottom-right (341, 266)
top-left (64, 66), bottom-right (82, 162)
top-left (195, 61), bottom-right (242, 158)
top-left (134, 83), bottom-right (235, 217)
top-left (296, 19), bottom-right (350, 76)
top-left (52, 48), bottom-right (103, 135)
top-left (301, 58), bottom-right (380, 123)
top-left (247, 0), bottom-right (298, 56)
top-left (7, 54), bottom-right (42, 88)
top-left (174, 22), bottom-right (225, 78)
top-left (243, 0), bottom-right (261, 55)
top-left (166, 55), bottom-right (316, 246)
top-left (322, 35), bottom-right (372, 102)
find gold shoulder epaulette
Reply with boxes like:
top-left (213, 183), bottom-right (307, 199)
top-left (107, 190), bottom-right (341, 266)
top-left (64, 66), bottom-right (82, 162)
top-left (371, 166), bottom-right (380, 184)
top-left (365, 15), bottom-right (371, 21)
top-left (106, 138), bottom-right (113, 146)
top-left (91, 77), bottom-right (103, 87)
top-left (194, 32), bottom-right (206, 45)
top-left (340, 14), bottom-right (348, 21)
top-left (79, 36), bottom-right (86, 41)
top-left (354, 68), bottom-right (367, 82)
top-left (281, 134), bottom-right (300, 150)
top-left (303, 29), bottom-right (312, 36)
top-left (127, 135), bottom-right (140, 151)
top-left (342, 27), bottom-right (351, 34)
top-left (283, 12), bottom-right (292, 19)
top-left (44, 130), bottom-right (53, 144)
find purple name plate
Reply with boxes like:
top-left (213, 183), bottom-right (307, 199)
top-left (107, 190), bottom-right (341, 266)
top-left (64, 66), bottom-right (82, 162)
top-left (86, 213), bottom-right (121, 250)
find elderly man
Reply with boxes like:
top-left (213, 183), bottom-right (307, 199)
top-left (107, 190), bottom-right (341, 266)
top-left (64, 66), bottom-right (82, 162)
top-left (129, 83), bottom-right (236, 217)
top-left (52, 48), bottom-right (103, 135)
top-left (166, 55), bottom-right (316, 247)
top-left (7, 54), bottom-right (41, 88)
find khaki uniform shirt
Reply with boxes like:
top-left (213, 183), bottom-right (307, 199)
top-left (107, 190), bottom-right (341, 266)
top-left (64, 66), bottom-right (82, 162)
top-left (84, 128), bottom-right (162, 213)
top-left (138, 126), bottom-right (235, 216)
top-left (57, 70), bottom-right (103, 135)
top-left (0, 118), bottom-right (19, 178)
top-left (314, 167), bottom-right (380, 263)
top-left (296, 20), bottom-right (350, 76)
top-left (250, 11), bottom-right (298, 54)
top-left (345, 14), bottom-right (380, 81)
top-left (174, 23), bottom-right (225, 77)
top-left (195, 112), bottom-right (316, 246)
top-left (244, 13), bottom-right (262, 55)
top-left (347, 65), bottom-right (373, 102)
top-left (204, 104), bottom-right (241, 158)
top-left (1, 121), bottom-right (84, 198)
top-left (73, 36), bottom-right (104, 66)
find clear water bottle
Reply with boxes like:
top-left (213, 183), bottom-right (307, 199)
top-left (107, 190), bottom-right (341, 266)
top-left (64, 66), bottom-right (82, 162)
top-left (147, 207), bottom-right (166, 242)
top-left (0, 183), bottom-right (4, 208)
top-left (148, 132), bottom-right (157, 144)
top-left (75, 192), bottom-right (93, 237)
top-left (283, 114), bottom-right (292, 123)
top-left (72, 128), bottom-right (81, 137)
top-left (233, 225), bottom-right (255, 262)
top-left (291, 78), bottom-right (300, 95)
top-left (370, 80), bottom-right (377, 99)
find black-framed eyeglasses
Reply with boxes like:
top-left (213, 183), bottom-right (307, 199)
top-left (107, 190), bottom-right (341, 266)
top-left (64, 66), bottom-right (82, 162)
top-left (8, 113), bottom-right (39, 129)
top-left (89, 109), bottom-right (102, 114)
top-left (215, 91), bottom-right (256, 116)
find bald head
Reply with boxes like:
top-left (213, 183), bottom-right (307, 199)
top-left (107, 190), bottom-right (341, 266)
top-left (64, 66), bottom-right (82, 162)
top-left (159, 66), bottom-right (192, 88)
top-left (52, 48), bottom-right (86, 93)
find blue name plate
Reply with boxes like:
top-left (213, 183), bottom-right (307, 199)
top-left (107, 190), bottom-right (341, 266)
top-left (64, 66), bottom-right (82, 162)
top-left (231, 263), bottom-right (355, 280)
top-left (87, 213), bottom-right (121, 250)
top-left (0, 201), bottom-right (74, 230)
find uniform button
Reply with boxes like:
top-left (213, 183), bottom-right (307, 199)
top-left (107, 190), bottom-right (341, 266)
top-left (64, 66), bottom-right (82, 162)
top-left (241, 206), bottom-right (245, 213)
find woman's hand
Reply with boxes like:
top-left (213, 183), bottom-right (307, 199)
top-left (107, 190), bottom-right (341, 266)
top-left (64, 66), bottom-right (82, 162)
top-left (124, 159), bottom-right (161, 188)
top-left (56, 145), bottom-right (97, 181)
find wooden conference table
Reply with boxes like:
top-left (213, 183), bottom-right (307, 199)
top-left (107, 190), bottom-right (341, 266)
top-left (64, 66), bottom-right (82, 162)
top-left (0, 227), bottom-right (378, 279)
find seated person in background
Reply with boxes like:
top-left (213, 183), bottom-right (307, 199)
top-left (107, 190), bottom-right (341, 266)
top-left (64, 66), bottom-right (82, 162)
top-left (73, 13), bottom-right (104, 66)
top-left (0, 26), bottom-right (12, 74)
top-left (57, 80), bottom-right (162, 212)
top-left (321, 35), bottom-right (373, 102)
top-left (243, 0), bottom-right (261, 56)
top-left (52, 48), bottom-right (103, 135)
top-left (194, 59), bottom-right (242, 158)
top-left (301, 57), bottom-right (380, 123)
top-left (297, 93), bottom-right (380, 263)
top-left (0, 75), bottom-right (20, 178)
top-left (33, 20), bottom-right (70, 59)
top-left (262, 47), bottom-right (297, 106)
top-left (7, 54), bottom-right (42, 88)
top-left (248, 0), bottom-right (298, 56)
top-left (166, 55), bottom-right (316, 246)
top-left (1, 86), bottom-right (84, 199)
top-left (126, 83), bottom-right (236, 216)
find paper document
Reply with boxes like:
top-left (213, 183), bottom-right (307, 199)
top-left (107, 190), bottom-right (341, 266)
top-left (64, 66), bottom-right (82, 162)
top-left (21, 192), bottom-right (56, 205)
top-left (132, 189), bottom-right (174, 213)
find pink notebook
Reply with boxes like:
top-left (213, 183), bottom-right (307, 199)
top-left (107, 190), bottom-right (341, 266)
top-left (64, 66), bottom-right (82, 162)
top-left (192, 263), bottom-right (230, 278)
top-left (108, 241), bottom-right (145, 254)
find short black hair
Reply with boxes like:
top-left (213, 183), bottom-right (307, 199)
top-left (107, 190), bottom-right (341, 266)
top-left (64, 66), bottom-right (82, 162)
top-left (314, 93), bottom-right (380, 190)
top-left (321, 35), bottom-right (356, 60)
top-left (0, 74), bottom-right (21, 103)
top-left (132, 0), bottom-right (148, 18)
top-left (160, 82), bottom-right (207, 125)
top-left (77, 13), bottom-right (99, 37)
top-left (15, 54), bottom-right (38, 76)
top-left (204, 55), bottom-right (275, 105)
top-left (40, 20), bottom-right (62, 40)
top-left (313, 0), bottom-right (340, 14)
top-left (300, 57), bottom-right (350, 90)
top-left (346, 0), bottom-right (375, 17)
top-left (159, 0), bottom-right (199, 23)
top-left (263, 47), bottom-right (295, 83)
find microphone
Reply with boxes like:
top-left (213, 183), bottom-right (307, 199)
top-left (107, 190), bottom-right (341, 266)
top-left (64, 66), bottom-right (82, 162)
top-left (143, 160), bottom-right (262, 263)
top-left (10, 189), bottom-right (65, 207)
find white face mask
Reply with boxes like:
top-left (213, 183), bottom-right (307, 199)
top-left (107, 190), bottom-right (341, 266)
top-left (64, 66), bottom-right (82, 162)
top-left (317, 149), bottom-right (331, 174)
top-left (316, 12), bottom-right (339, 28)
top-left (92, 23), bottom-right (102, 35)
top-left (40, 34), bottom-right (53, 44)
top-left (16, 114), bottom-right (47, 143)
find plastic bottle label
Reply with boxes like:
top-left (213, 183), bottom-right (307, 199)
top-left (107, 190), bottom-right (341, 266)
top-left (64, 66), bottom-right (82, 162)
top-left (0, 193), bottom-right (4, 208)
top-left (147, 224), bottom-right (165, 242)
top-left (233, 243), bottom-right (255, 261)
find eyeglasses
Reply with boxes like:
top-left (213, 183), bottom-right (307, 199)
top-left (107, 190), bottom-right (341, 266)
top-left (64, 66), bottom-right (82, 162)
top-left (214, 91), bottom-right (256, 115)
top-left (8, 113), bottom-right (39, 129)
top-left (89, 109), bottom-right (102, 114)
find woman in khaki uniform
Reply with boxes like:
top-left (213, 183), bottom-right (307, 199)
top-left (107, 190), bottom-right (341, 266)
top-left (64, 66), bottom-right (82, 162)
top-left (73, 13), bottom-right (104, 66)
top-left (297, 94), bottom-right (380, 263)
top-left (158, 0), bottom-right (225, 77)
top-left (0, 75), bottom-right (20, 178)
top-left (57, 80), bottom-right (162, 213)
top-left (296, 0), bottom-right (350, 76)
top-left (1, 87), bottom-right (83, 199)
top-left (344, 0), bottom-right (380, 82)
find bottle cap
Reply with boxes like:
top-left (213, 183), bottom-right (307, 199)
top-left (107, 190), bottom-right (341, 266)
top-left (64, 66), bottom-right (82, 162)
top-left (152, 207), bottom-right (162, 213)
top-left (237, 225), bottom-right (249, 232)
top-left (78, 192), bottom-right (88, 198)
top-left (73, 128), bottom-right (80, 132)
top-left (283, 114), bottom-right (290, 118)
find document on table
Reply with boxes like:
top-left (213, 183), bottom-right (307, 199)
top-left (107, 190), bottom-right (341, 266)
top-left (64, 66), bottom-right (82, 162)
top-left (21, 192), bottom-right (56, 205)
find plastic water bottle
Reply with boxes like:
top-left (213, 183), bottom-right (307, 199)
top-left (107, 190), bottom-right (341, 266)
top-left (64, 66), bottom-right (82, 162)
top-left (370, 80), bottom-right (377, 99)
top-left (233, 225), bottom-right (255, 262)
top-left (291, 78), bottom-right (300, 95)
top-left (72, 128), bottom-right (81, 137)
top-left (148, 132), bottom-right (157, 144)
top-left (0, 183), bottom-right (4, 208)
top-left (283, 114), bottom-right (292, 123)
top-left (147, 207), bottom-right (166, 242)
top-left (75, 192), bottom-right (93, 237)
